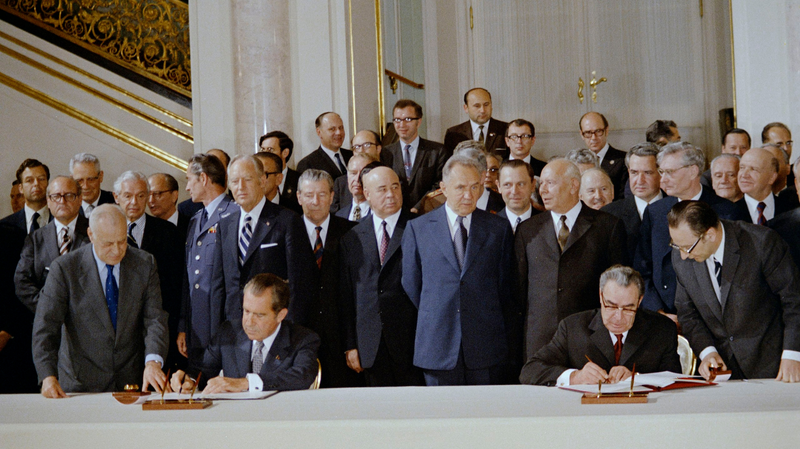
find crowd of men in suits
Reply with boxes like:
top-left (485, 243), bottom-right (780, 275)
top-left (2, 87), bottom-right (800, 397)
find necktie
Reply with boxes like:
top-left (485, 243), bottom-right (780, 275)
top-left (514, 216), bottom-right (522, 233)
top-left (714, 257), bottom-right (722, 287)
top-left (757, 201), bottom-right (767, 225)
top-left (353, 205), bottom-right (361, 221)
top-left (59, 227), bottom-right (71, 255)
top-left (127, 222), bottom-right (138, 248)
top-left (252, 340), bottom-right (264, 374)
top-left (199, 209), bottom-right (208, 230)
top-left (379, 220), bottom-right (390, 265)
top-left (403, 144), bottom-right (413, 179)
top-left (557, 215), bottom-right (570, 252)
top-left (334, 153), bottom-right (346, 175)
top-left (313, 226), bottom-right (323, 269)
top-left (477, 125), bottom-right (485, 143)
top-left (454, 215), bottom-right (467, 271)
top-left (239, 215), bottom-right (253, 265)
top-left (614, 334), bottom-right (623, 365)
top-left (30, 212), bottom-right (40, 234)
top-left (85, 204), bottom-right (94, 217)
top-left (105, 264), bottom-right (118, 331)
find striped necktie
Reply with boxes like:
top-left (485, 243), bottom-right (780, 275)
top-left (127, 222), bottom-right (138, 248)
top-left (59, 227), bottom-right (71, 255)
top-left (239, 215), bottom-right (253, 265)
top-left (313, 226), bottom-right (323, 269)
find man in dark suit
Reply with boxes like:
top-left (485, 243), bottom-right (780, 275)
top-left (516, 159), bottom-right (628, 360)
top-left (296, 169), bottom-right (358, 387)
top-left (635, 142), bottom-right (749, 325)
top-left (114, 171), bottom-right (184, 370)
top-left (32, 204), bottom-right (169, 397)
top-left (444, 88), bottom-right (508, 157)
top-left (738, 148), bottom-right (797, 223)
top-left (402, 152), bottom-right (516, 386)
top-left (762, 144), bottom-right (800, 207)
top-left (178, 148), bottom-right (230, 217)
top-left (504, 119), bottom-right (546, 177)
top-left (341, 167), bottom-right (424, 386)
top-left (497, 159), bottom-right (541, 234)
top-left (708, 154), bottom-right (743, 202)
top-left (351, 129), bottom-right (393, 168)
top-left (769, 164), bottom-right (800, 268)
top-left (171, 273), bottom-right (320, 392)
top-left (296, 112), bottom-right (353, 179)
top-left (334, 154), bottom-right (375, 221)
top-left (147, 173), bottom-right (190, 240)
top-left (645, 119), bottom-right (681, 148)
top-left (253, 151), bottom-right (289, 209)
top-left (669, 200), bottom-right (800, 382)
top-left (219, 155), bottom-right (317, 326)
top-left (520, 266), bottom-right (681, 386)
top-left (69, 153), bottom-right (114, 218)
top-left (579, 112), bottom-right (628, 200)
top-left (0, 222), bottom-right (30, 393)
top-left (9, 180), bottom-right (24, 213)
top-left (602, 143), bottom-right (663, 260)
top-left (260, 130), bottom-right (302, 214)
top-left (385, 100), bottom-right (448, 209)
top-left (761, 122), bottom-right (794, 188)
top-left (0, 159), bottom-right (51, 233)
top-left (178, 154), bottom-right (235, 367)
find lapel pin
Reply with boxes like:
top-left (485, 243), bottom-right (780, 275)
top-left (275, 355), bottom-right (280, 360)
top-left (266, 221), bottom-right (271, 226)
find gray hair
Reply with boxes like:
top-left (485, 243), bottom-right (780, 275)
top-left (69, 153), bottom-right (101, 173)
top-left (453, 142), bottom-right (488, 173)
top-left (228, 154), bottom-right (264, 177)
top-left (566, 148), bottom-right (599, 168)
top-left (113, 171), bottom-right (149, 194)
top-left (599, 265), bottom-right (645, 298)
top-left (443, 154), bottom-right (485, 182)
top-left (710, 153), bottom-right (740, 171)
top-left (581, 167), bottom-right (613, 188)
top-left (297, 169), bottom-right (334, 192)
top-left (657, 141), bottom-right (706, 172)
top-left (625, 142), bottom-right (659, 168)
top-left (89, 203), bottom-right (126, 232)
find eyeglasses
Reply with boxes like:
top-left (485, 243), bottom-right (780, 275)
top-left (600, 297), bottom-right (638, 316)
top-left (48, 193), bottom-right (78, 202)
top-left (393, 117), bottom-right (420, 124)
top-left (352, 142), bottom-right (378, 151)
top-left (264, 171), bottom-right (282, 177)
top-left (487, 167), bottom-right (499, 173)
top-left (507, 134), bottom-right (533, 142)
top-left (668, 232), bottom-right (705, 254)
top-left (149, 190), bottom-right (176, 199)
top-left (658, 165), bottom-right (691, 177)
top-left (581, 129), bottom-right (606, 139)
top-left (75, 176), bottom-right (100, 184)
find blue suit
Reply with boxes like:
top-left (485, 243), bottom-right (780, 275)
top-left (401, 206), bottom-right (515, 383)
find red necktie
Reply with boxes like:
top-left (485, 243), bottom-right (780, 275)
top-left (614, 334), bottom-right (623, 365)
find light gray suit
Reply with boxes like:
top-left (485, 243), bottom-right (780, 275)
top-left (32, 244), bottom-right (168, 392)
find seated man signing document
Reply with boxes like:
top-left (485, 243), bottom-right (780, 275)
top-left (171, 273), bottom-right (320, 393)
top-left (520, 265), bottom-right (681, 386)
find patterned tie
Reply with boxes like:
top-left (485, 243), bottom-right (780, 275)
top-left (557, 215), bottom-right (570, 252)
top-left (30, 212), bottom-right (40, 234)
top-left (379, 220), bottom-right (390, 265)
top-left (353, 204), bottom-right (361, 221)
top-left (714, 257), bottom-right (722, 287)
top-left (252, 340), bottom-right (264, 374)
top-left (454, 215), bottom-right (467, 271)
top-left (614, 334), bottom-right (623, 365)
top-left (477, 125), bottom-right (485, 143)
top-left (313, 226), bottom-right (323, 269)
top-left (105, 264), bottom-right (118, 331)
top-left (334, 153), bottom-right (347, 175)
top-left (403, 144), bottom-right (413, 179)
top-left (514, 216), bottom-right (522, 234)
top-left (59, 227), bottom-right (71, 255)
top-left (757, 201), bottom-right (767, 225)
top-left (85, 204), bottom-right (94, 218)
top-left (239, 215), bottom-right (253, 265)
top-left (127, 222), bottom-right (138, 248)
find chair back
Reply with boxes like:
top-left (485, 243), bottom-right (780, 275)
top-left (676, 335), bottom-right (696, 375)
top-left (309, 359), bottom-right (322, 389)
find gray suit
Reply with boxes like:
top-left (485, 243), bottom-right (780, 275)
top-left (32, 245), bottom-right (168, 392)
top-left (674, 220), bottom-right (800, 379)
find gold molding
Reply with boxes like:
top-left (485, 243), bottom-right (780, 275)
top-left (0, 70), bottom-right (188, 171)
top-left (347, 0), bottom-right (357, 134)
top-left (375, 0), bottom-right (386, 136)
top-left (0, 41), bottom-right (193, 144)
top-left (728, 0), bottom-right (737, 127)
top-left (0, 29), bottom-right (191, 127)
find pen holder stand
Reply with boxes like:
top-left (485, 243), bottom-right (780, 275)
top-left (142, 399), bottom-right (213, 410)
top-left (581, 392), bottom-right (649, 404)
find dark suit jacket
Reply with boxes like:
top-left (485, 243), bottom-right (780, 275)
top-left (402, 207), bottom-right (516, 371)
top-left (388, 138), bottom-right (448, 209)
top-left (279, 168), bottom-right (302, 214)
top-left (484, 188), bottom-right (505, 214)
top-left (736, 194), bottom-right (797, 223)
top-left (520, 309), bottom-right (681, 385)
top-left (192, 319), bottom-right (320, 391)
top-left (674, 220), bottom-right (800, 379)
top-left (331, 175), bottom-right (353, 214)
top-left (0, 208), bottom-right (52, 234)
top-left (98, 189), bottom-right (115, 205)
top-left (504, 154), bottom-right (547, 178)
top-left (635, 187), bottom-right (750, 315)
top-left (176, 212), bottom-right (191, 244)
top-left (178, 198), bottom-right (204, 217)
top-left (770, 208), bottom-right (800, 269)
top-left (444, 119), bottom-right (509, 157)
top-left (296, 147), bottom-right (353, 180)
top-left (341, 213), bottom-right (419, 379)
top-left (601, 146), bottom-right (629, 202)
top-left (15, 215), bottom-right (91, 312)
top-left (32, 245), bottom-right (168, 391)
top-left (496, 207), bottom-right (541, 232)
top-left (601, 196), bottom-right (642, 261)
top-left (219, 201), bottom-right (317, 325)
top-left (516, 204), bottom-right (628, 359)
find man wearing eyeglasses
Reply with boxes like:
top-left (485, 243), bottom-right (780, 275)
top-left (504, 119), bottom-right (546, 177)
top-left (669, 200), bottom-right (800, 382)
top-left (69, 153), bottom-right (115, 218)
top-left (520, 265), bottom-right (680, 386)
top-left (351, 129), bottom-right (392, 167)
top-left (259, 131), bottom-right (301, 214)
top-left (579, 112), bottom-right (628, 200)
top-left (253, 152), bottom-right (286, 207)
top-left (762, 122), bottom-right (796, 194)
top-left (147, 173), bottom-right (189, 241)
top-left (387, 99), bottom-right (447, 209)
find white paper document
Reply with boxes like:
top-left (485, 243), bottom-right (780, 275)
top-left (559, 371), bottom-right (725, 394)
top-left (130, 391), bottom-right (277, 405)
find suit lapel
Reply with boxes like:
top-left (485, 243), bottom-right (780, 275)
top-left (540, 214), bottom-right (561, 256)
top-left (82, 247), bottom-right (115, 336)
top-left (563, 207), bottom-right (592, 253)
top-left (382, 214), bottom-right (407, 267)
top-left (692, 259), bottom-right (724, 323)
top-left (43, 223), bottom-right (61, 263)
top-left (409, 140), bottom-right (427, 182)
top-left (462, 213), bottom-right (489, 274)
top-left (244, 204), bottom-right (275, 264)
top-left (589, 312), bottom-right (615, 366)
top-left (618, 312), bottom-right (646, 366)
top-left (356, 222), bottom-right (382, 268)
top-left (115, 251), bottom-right (139, 344)
top-left (237, 326), bottom-right (253, 374)
top-left (316, 147), bottom-right (342, 177)
top-left (140, 215), bottom-right (155, 251)
top-left (719, 222), bottom-right (739, 310)
top-left (263, 324), bottom-right (291, 375)
top-left (431, 208), bottom-right (461, 273)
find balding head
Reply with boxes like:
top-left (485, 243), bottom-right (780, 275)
top-left (580, 168), bottom-right (614, 210)
top-left (88, 204), bottom-right (128, 266)
top-left (761, 144), bottom-right (791, 193)
top-left (540, 159), bottom-right (581, 213)
top-left (363, 166), bottom-right (402, 219)
top-left (738, 148), bottom-right (778, 201)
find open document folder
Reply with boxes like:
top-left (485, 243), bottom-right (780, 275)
top-left (559, 371), bottom-right (729, 394)
top-left (129, 391), bottom-right (277, 405)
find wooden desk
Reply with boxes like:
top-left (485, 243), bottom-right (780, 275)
top-left (1, 381), bottom-right (799, 448)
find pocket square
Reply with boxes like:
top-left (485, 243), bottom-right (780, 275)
top-left (45, 266), bottom-right (50, 271)
top-left (260, 243), bottom-right (278, 249)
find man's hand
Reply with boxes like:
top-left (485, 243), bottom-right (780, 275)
top-left (0, 331), bottom-right (11, 353)
top-left (698, 352), bottom-right (727, 381)
top-left (607, 366), bottom-right (633, 384)
top-left (41, 376), bottom-right (67, 399)
top-left (570, 362), bottom-right (609, 385)
top-left (345, 349), bottom-right (363, 373)
top-left (142, 361), bottom-right (167, 393)
top-left (176, 332), bottom-right (188, 358)
top-left (202, 376), bottom-right (248, 394)
top-left (776, 359), bottom-right (800, 383)
top-left (170, 370), bottom-right (195, 393)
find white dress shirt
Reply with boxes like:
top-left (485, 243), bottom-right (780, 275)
top-left (634, 192), bottom-right (663, 220)
top-left (743, 193), bottom-right (776, 223)
top-left (476, 188), bottom-right (491, 211)
top-left (127, 214), bottom-right (146, 246)
top-left (320, 145), bottom-right (345, 173)
top-left (471, 119), bottom-right (492, 143)
top-left (372, 209), bottom-right (402, 254)
top-left (54, 216), bottom-right (78, 243)
top-left (556, 331), bottom-right (629, 386)
top-left (238, 197), bottom-right (266, 243)
top-left (24, 204), bottom-right (49, 234)
top-left (348, 200), bottom-right (371, 221)
top-left (246, 322), bottom-right (282, 392)
top-left (303, 215), bottom-right (330, 250)
top-left (595, 143), bottom-right (610, 165)
top-left (549, 201), bottom-right (582, 240)
top-left (444, 203), bottom-right (471, 239)
top-left (166, 210), bottom-right (179, 226)
top-left (503, 207), bottom-right (532, 233)
top-left (399, 136), bottom-right (420, 169)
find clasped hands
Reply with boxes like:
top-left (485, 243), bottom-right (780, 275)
top-left (169, 370), bottom-right (248, 394)
top-left (570, 361), bottom-right (632, 385)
